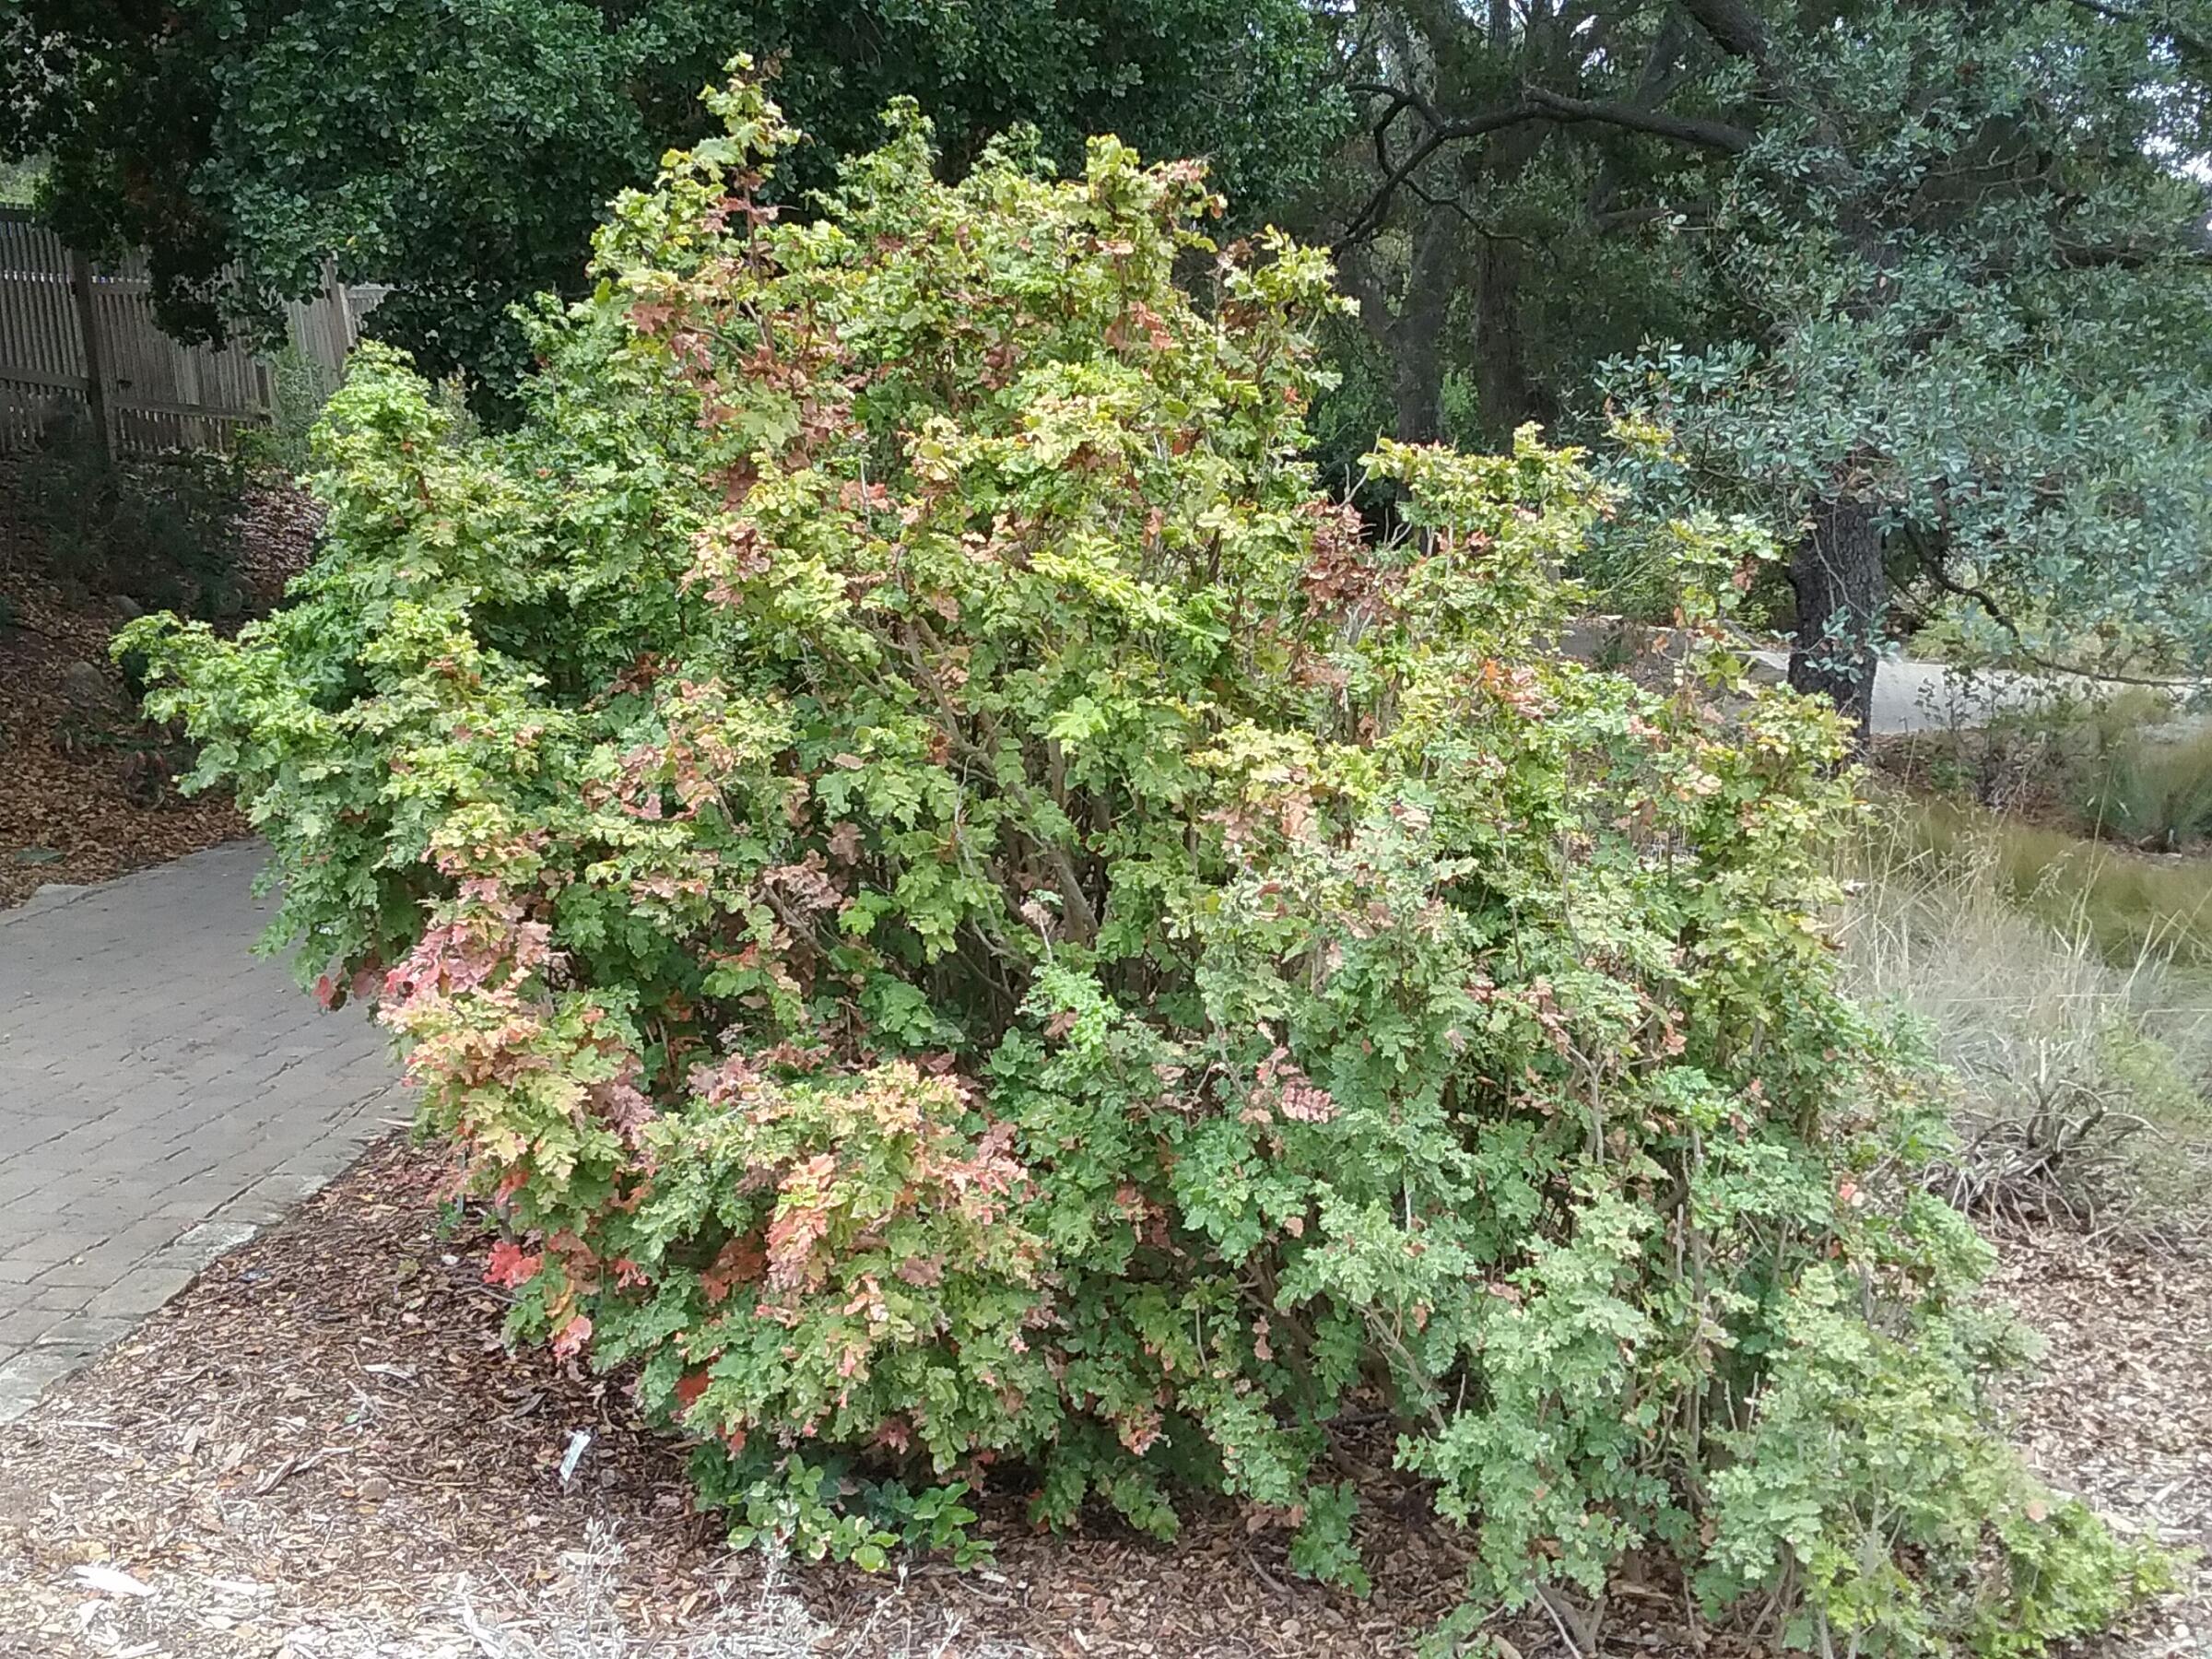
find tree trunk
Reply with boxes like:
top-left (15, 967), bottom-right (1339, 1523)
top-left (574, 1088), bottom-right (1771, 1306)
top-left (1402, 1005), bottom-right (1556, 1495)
top-left (1388, 217), bottom-right (1462, 443)
top-left (1472, 234), bottom-right (1537, 442)
top-left (1391, 324), bottom-right (1446, 445)
top-left (1787, 496), bottom-right (1885, 744)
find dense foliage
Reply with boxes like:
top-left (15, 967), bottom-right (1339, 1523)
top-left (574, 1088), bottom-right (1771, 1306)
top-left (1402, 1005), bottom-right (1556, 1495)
top-left (3, 0), bottom-right (1337, 390)
top-left (1321, 0), bottom-right (2212, 724)
top-left (122, 76), bottom-right (2166, 1654)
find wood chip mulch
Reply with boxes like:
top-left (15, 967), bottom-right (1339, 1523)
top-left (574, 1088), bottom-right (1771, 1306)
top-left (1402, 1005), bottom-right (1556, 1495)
top-left (0, 1140), bottom-right (1484, 1659)
top-left (1, 1139), bottom-right (2206, 1659)
top-left (1987, 1227), bottom-right (2212, 1658)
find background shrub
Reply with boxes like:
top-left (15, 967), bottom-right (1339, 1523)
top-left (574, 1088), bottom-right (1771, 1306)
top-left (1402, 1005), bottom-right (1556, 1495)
top-left (2076, 724), bottom-right (2212, 851)
top-left (236, 344), bottom-right (340, 480)
top-left (18, 418), bottom-right (247, 618)
top-left (123, 70), bottom-right (2165, 1655)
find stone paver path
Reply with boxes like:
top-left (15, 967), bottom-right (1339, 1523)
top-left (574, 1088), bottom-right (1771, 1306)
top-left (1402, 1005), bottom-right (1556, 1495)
top-left (0, 841), bottom-right (399, 1420)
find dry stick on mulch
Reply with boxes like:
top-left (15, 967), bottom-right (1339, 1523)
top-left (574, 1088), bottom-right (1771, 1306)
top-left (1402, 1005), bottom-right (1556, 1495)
top-left (0, 1139), bottom-right (2206, 1658)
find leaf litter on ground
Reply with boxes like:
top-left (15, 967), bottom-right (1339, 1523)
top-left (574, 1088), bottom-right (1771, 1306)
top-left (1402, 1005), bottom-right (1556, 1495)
top-left (0, 463), bottom-right (319, 911)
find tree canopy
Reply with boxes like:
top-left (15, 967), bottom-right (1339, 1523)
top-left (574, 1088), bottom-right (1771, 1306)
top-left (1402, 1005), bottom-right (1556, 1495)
top-left (2, 0), bottom-right (1341, 387)
top-left (13, 0), bottom-right (2212, 716)
top-left (1318, 0), bottom-right (2212, 723)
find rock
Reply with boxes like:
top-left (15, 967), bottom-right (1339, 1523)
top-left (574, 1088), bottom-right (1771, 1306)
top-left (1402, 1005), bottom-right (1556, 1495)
top-left (58, 659), bottom-right (122, 713)
top-left (108, 594), bottom-right (144, 620)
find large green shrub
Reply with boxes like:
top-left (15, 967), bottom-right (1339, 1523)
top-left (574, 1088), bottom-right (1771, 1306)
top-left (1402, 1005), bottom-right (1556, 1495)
top-left (122, 70), bottom-right (2165, 1654)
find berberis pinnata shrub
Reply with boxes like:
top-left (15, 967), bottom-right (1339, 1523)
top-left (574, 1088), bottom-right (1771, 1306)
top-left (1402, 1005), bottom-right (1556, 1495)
top-left (122, 66), bottom-right (2166, 1656)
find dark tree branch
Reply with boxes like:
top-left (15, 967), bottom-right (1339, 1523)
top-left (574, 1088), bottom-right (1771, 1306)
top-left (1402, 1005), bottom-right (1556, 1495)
top-left (2053, 237), bottom-right (2212, 269)
top-left (1522, 86), bottom-right (1755, 152)
top-left (1335, 96), bottom-right (1552, 247)
top-left (1347, 81), bottom-right (1447, 132)
top-left (1336, 70), bottom-right (1757, 249)
top-left (1406, 177), bottom-right (1552, 255)
top-left (1917, 546), bottom-right (2025, 644)
top-left (1912, 526), bottom-right (2206, 689)
top-left (1588, 11), bottom-right (1699, 218)
top-left (1675, 0), bottom-right (1777, 68)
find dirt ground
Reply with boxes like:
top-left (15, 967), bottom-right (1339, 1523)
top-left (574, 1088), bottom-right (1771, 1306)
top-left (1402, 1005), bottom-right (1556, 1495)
top-left (0, 568), bottom-right (250, 911)
top-left (0, 465), bottom-right (315, 910)
top-left (0, 1136), bottom-right (2204, 1659)
top-left (1987, 1235), bottom-right (2211, 1659)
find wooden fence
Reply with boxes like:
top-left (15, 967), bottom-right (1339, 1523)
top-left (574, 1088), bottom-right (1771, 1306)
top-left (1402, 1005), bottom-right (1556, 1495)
top-left (0, 206), bottom-right (382, 455)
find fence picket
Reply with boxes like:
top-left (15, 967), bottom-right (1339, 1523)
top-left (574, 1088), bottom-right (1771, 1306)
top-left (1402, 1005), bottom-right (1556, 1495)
top-left (0, 206), bottom-right (381, 455)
